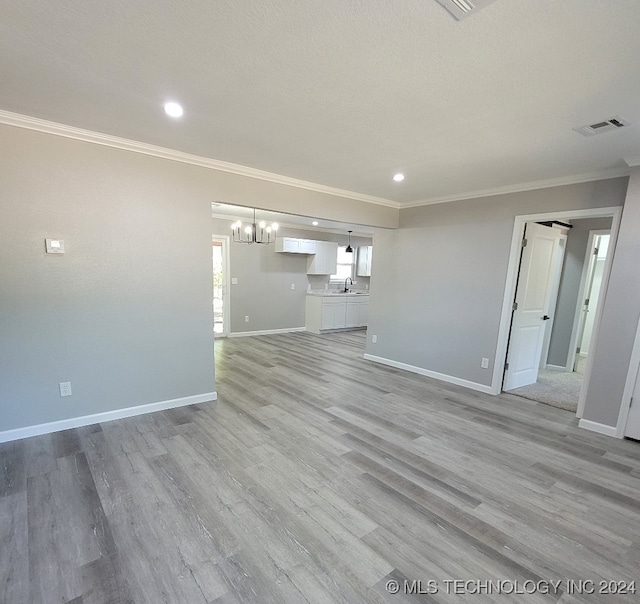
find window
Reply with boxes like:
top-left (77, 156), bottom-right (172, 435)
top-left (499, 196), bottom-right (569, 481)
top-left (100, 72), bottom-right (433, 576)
top-left (330, 246), bottom-right (355, 281)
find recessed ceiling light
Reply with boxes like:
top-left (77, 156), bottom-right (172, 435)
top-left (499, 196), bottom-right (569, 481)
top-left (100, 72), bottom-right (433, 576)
top-left (164, 101), bottom-right (184, 118)
top-left (312, 221), bottom-right (319, 226)
top-left (393, 173), bottom-right (405, 182)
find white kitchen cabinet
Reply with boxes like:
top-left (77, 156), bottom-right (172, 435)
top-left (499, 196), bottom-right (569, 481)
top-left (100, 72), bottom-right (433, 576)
top-left (356, 245), bottom-right (373, 277)
top-left (305, 294), bottom-right (368, 333)
top-left (299, 239), bottom-right (317, 254)
top-left (275, 237), bottom-right (317, 254)
top-left (357, 299), bottom-right (368, 327)
top-left (321, 297), bottom-right (347, 329)
top-left (307, 241), bottom-right (338, 275)
top-left (345, 300), bottom-right (360, 327)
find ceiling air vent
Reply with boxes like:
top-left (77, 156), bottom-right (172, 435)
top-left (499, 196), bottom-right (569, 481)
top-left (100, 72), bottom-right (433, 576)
top-left (574, 117), bottom-right (630, 137)
top-left (435, 0), bottom-right (498, 20)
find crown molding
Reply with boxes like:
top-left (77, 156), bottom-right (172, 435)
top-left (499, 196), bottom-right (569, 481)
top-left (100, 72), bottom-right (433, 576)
top-left (400, 167), bottom-right (632, 209)
top-left (0, 110), bottom-right (399, 209)
top-left (624, 156), bottom-right (640, 168)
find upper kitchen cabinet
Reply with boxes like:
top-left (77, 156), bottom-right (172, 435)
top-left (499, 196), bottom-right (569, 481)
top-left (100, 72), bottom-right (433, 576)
top-left (356, 245), bottom-right (373, 277)
top-left (307, 241), bottom-right (338, 275)
top-left (275, 237), bottom-right (317, 254)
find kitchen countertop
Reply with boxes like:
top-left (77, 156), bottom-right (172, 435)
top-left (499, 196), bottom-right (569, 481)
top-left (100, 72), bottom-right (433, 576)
top-left (307, 290), bottom-right (369, 297)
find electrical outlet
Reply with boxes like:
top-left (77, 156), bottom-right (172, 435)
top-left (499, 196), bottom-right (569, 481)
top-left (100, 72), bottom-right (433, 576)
top-left (365, 284), bottom-right (369, 290)
top-left (231, 277), bottom-right (238, 285)
top-left (481, 357), bottom-right (489, 369)
top-left (59, 381), bottom-right (72, 397)
top-left (245, 315), bottom-right (249, 323)
top-left (371, 335), bottom-right (377, 343)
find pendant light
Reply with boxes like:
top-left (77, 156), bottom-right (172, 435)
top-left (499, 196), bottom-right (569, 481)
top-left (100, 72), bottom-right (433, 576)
top-left (345, 230), bottom-right (353, 253)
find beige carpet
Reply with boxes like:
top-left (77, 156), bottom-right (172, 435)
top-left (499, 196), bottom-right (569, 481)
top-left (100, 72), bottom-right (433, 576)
top-left (508, 356), bottom-right (586, 412)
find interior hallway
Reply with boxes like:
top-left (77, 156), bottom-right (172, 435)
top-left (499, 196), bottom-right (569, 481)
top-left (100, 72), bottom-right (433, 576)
top-left (1, 332), bottom-right (639, 602)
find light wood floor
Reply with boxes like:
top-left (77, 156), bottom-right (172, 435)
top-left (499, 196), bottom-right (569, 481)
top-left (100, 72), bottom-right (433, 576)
top-left (2, 331), bottom-right (640, 603)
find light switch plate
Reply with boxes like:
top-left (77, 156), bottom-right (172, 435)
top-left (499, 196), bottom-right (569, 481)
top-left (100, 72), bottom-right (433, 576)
top-left (45, 239), bottom-right (65, 254)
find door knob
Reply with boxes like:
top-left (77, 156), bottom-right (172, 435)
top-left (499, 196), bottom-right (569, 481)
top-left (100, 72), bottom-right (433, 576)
top-left (542, 315), bottom-right (551, 320)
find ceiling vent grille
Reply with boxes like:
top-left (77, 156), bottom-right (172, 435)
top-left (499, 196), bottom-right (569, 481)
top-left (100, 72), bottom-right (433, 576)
top-left (435, 0), bottom-right (498, 20)
top-left (574, 117), bottom-right (630, 137)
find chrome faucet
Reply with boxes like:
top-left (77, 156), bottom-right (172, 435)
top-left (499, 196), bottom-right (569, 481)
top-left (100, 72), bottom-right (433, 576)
top-left (344, 277), bottom-right (353, 293)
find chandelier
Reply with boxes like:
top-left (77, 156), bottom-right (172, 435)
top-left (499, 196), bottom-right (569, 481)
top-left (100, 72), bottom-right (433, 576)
top-left (231, 209), bottom-right (279, 244)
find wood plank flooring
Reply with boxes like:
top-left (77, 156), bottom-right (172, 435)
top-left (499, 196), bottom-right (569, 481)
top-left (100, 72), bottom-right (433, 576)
top-left (2, 330), bottom-right (640, 603)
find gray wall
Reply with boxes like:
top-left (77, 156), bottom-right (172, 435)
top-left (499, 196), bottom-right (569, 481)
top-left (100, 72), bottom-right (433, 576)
top-left (0, 125), bottom-right (215, 432)
top-left (1, 120), bottom-right (390, 434)
top-left (583, 167), bottom-right (640, 427)
top-left (212, 217), bottom-right (371, 334)
top-left (366, 178), bottom-right (628, 388)
top-left (547, 217), bottom-right (612, 368)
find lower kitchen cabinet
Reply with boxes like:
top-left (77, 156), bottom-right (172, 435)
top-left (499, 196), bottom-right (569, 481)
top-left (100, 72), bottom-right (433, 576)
top-left (305, 294), bottom-right (369, 334)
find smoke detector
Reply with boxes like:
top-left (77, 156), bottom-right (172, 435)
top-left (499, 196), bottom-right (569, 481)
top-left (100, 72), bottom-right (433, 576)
top-left (574, 117), bottom-right (630, 137)
top-left (435, 0), bottom-right (498, 20)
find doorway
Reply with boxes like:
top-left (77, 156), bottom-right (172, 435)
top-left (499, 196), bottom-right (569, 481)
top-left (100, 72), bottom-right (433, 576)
top-left (494, 207), bottom-right (622, 414)
top-left (212, 236), bottom-right (230, 337)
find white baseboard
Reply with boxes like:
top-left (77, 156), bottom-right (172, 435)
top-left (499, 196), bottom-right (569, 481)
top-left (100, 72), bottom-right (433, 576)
top-left (0, 392), bottom-right (217, 444)
top-left (578, 418), bottom-right (619, 438)
top-left (229, 327), bottom-right (306, 338)
top-left (363, 354), bottom-right (495, 395)
top-left (545, 364), bottom-right (570, 372)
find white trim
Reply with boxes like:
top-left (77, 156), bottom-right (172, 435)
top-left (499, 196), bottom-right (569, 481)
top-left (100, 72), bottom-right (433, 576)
top-left (212, 235), bottom-right (231, 338)
top-left (493, 206), bottom-right (623, 402)
top-left (578, 418), bottom-right (619, 438)
top-left (229, 327), bottom-right (306, 338)
top-left (624, 156), bottom-right (640, 168)
top-left (364, 354), bottom-right (495, 395)
top-left (0, 392), bottom-right (217, 444)
top-left (0, 110), bottom-right (398, 209)
top-left (615, 316), bottom-right (640, 438)
top-left (566, 229), bottom-right (611, 374)
top-left (545, 364), bottom-right (570, 372)
top-left (402, 168), bottom-right (631, 208)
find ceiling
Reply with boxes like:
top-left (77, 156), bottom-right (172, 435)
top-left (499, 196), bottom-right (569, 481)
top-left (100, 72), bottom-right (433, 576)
top-left (2, 0), bottom-right (640, 207)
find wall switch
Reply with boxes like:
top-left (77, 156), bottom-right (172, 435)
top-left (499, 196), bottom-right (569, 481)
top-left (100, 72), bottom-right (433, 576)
top-left (324, 283), bottom-right (328, 290)
top-left (372, 335), bottom-right (377, 343)
top-left (290, 283), bottom-right (295, 290)
top-left (481, 357), bottom-right (489, 369)
top-left (231, 277), bottom-right (238, 285)
top-left (245, 315), bottom-right (249, 322)
top-left (59, 381), bottom-right (72, 397)
top-left (46, 239), bottom-right (65, 254)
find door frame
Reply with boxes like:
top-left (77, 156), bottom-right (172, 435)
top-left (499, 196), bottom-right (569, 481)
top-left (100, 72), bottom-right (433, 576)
top-left (493, 206), bottom-right (622, 404)
top-left (615, 315), bottom-right (640, 437)
top-left (566, 229), bottom-right (611, 374)
top-left (212, 235), bottom-right (231, 338)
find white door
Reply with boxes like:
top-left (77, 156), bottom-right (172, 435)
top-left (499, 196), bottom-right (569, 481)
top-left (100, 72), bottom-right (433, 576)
top-left (504, 223), bottom-right (564, 390)
top-left (624, 365), bottom-right (640, 440)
